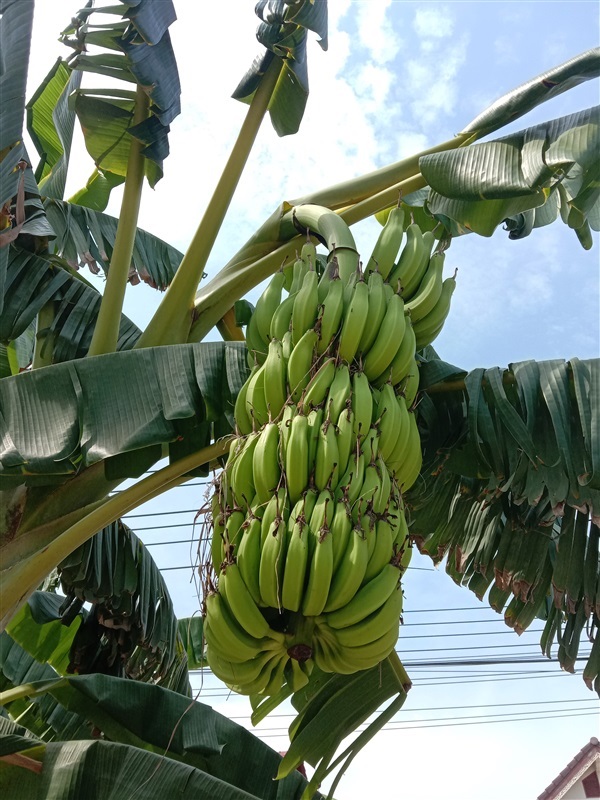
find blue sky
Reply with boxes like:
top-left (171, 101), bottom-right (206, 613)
top-left (25, 2), bottom-right (600, 798)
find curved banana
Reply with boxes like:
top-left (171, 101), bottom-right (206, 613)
top-left (387, 223), bottom-right (425, 294)
top-left (286, 413), bottom-right (310, 504)
top-left (412, 270), bottom-right (457, 349)
top-left (300, 357), bottom-right (336, 412)
top-left (358, 269), bottom-right (387, 354)
top-left (389, 410), bottom-right (422, 492)
top-left (363, 517), bottom-right (394, 584)
top-left (363, 292), bottom-right (407, 381)
top-left (376, 382), bottom-right (402, 462)
top-left (326, 363), bottom-right (352, 423)
top-left (292, 268), bottom-right (319, 346)
top-left (233, 372), bottom-right (254, 435)
top-left (365, 205), bottom-right (405, 280)
top-left (287, 328), bottom-right (319, 403)
top-left (259, 516), bottom-right (288, 609)
top-left (330, 498), bottom-right (353, 573)
top-left (351, 370), bottom-right (373, 439)
top-left (231, 432), bottom-right (259, 508)
top-left (254, 270), bottom-right (286, 343)
top-left (302, 520), bottom-right (334, 617)
top-left (306, 407), bottom-right (324, 477)
top-left (405, 251), bottom-right (445, 323)
top-left (338, 276), bottom-right (370, 364)
top-left (244, 361), bottom-right (269, 429)
top-left (325, 563), bottom-right (401, 629)
top-left (402, 361), bottom-right (420, 408)
top-left (314, 416), bottom-right (339, 491)
top-left (253, 422), bottom-right (281, 505)
top-left (203, 591), bottom-right (264, 661)
top-left (236, 514), bottom-right (263, 606)
top-left (333, 586), bottom-right (403, 647)
top-left (220, 562), bottom-right (272, 639)
top-left (373, 316), bottom-right (415, 388)
top-left (335, 405), bottom-right (355, 478)
top-left (270, 291), bottom-right (296, 342)
top-left (281, 500), bottom-right (311, 612)
top-left (324, 525), bottom-right (370, 612)
top-left (316, 274), bottom-right (344, 356)
top-left (263, 339), bottom-right (287, 420)
top-left (399, 229), bottom-right (435, 299)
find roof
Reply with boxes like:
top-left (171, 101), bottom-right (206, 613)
top-left (538, 737), bottom-right (600, 800)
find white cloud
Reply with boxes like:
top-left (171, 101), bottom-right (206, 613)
top-left (356, 0), bottom-right (401, 64)
top-left (413, 5), bottom-right (455, 39)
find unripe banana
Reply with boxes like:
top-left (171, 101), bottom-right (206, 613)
top-left (341, 620), bottom-right (399, 669)
top-left (210, 506), bottom-right (226, 573)
top-left (365, 205), bottom-right (405, 280)
top-left (358, 269), bottom-right (387, 354)
top-left (231, 432), bottom-right (259, 508)
top-left (412, 270), bottom-right (457, 348)
top-left (389, 410), bottom-right (422, 491)
top-left (254, 271), bottom-right (286, 343)
top-left (363, 517), bottom-right (394, 584)
top-left (373, 317), bottom-right (416, 388)
top-left (302, 519), bottom-right (334, 617)
top-left (245, 361), bottom-right (269, 429)
top-left (339, 449), bottom-right (366, 507)
top-left (281, 499), bottom-right (311, 612)
top-left (286, 413), bottom-right (310, 505)
top-left (287, 328), bottom-right (319, 403)
top-left (292, 268), bottom-right (319, 346)
top-left (300, 357), bottom-right (336, 412)
top-left (234, 371), bottom-right (254, 435)
top-left (263, 338), bottom-right (287, 420)
top-left (400, 229), bottom-right (435, 299)
top-left (259, 515), bottom-right (288, 609)
top-left (279, 402), bottom-right (296, 459)
top-left (314, 416), bottom-right (339, 491)
top-left (338, 277), bottom-right (369, 363)
top-left (206, 642), bottom-right (275, 683)
top-left (402, 361), bottom-right (420, 407)
top-left (333, 586), bottom-right (403, 647)
top-left (220, 562), bottom-right (272, 639)
top-left (360, 426), bottom-right (380, 466)
top-left (316, 275), bottom-right (344, 355)
top-left (362, 292), bottom-right (407, 381)
top-left (290, 255), bottom-right (309, 295)
top-left (281, 329), bottom-right (293, 361)
top-left (404, 251), bottom-right (445, 323)
top-left (326, 363), bottom-right (352, 423)
top-left (351, 370), bottom-right (373, 439)
top-left (325, 563), bottom-right (401, 629)
top-left (387, 223), bottom-right (425, 294)
top-left (335, 405), bottom-right (355, 477)
top-left (204, 592), bottom-right (264, 661)
top-left (223, 506), bottom-right (246, 560)
top-left (385, 397), bottom-right (410, 470)
top-left (236, 514), bottom-right (263, 606)
top-left (376, 381), bottom-right (402, 463)
top-left (372, 456), bottom-right (392, 515)
top-left (253, 422), bottom-right (281, 505)
top-left (260, 487), bottom-right (288, 546)
top-left (306, 407), bottom-right (324, 476)
top-left (245, 310), bottom-right (268, 367)
top-left (324, 525), bottom-right (370, 612)
top-left (270, 291), bottom-right (296, 341)
top-left (330, 498), bottom-right (353, 573)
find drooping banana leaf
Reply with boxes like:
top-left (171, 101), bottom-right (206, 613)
top-left (407, 356), bottom-right (600, 691)
top-left (53, 0), bottom-right (181, 202)
top-left (233, 0), bottom-right (328, 137)
top-left (419, 106), bottom-right (600, 242)
top-left (44, 199), bottom-right (183, 289)
top-left (0, 676), bottom-right (322, 799)
top-left (0, 340), bottom-right (248, 489)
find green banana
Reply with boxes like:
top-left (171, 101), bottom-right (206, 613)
top-left (254, 270), bottom-right (286, 343)
top-left (285, 413), bottom-right (310, 504)
top-left (223, 507), bottom-right (245, 560)
top-left (290, 255), bottom-right (309, 295)
top-left (333, 586), bottom-right (403, 647)
top-left (233, 371), bottom-right (254, 435)
top-left (270, 291), bottom-right (296, 341)
top-left (412, 270), bottom-right (457, 348)
top-left (402, 361), bottom-right (420, 407)
top-left (203, 591), bottom-right (264, 661)
top-left (292, 268), bottom-right (319, 346)
top-left (325, 563), bottom-right (401, 629)
top-left (363, 517), bottom-right (394, 584)
top-left (324, 525), bottom-right (370, 612)
top-left (326, 362), bottom-right (352, 422)
top-left (339, 448), bottom-right (366, 507)
top-left (387, 223), bottom-right (426, 294)
top-left (363, 292), bottom-right (406, 381)
top-left (252, 422), bottom-right (281, 505)
top-left (389, 410), bottom-right (422, 491)
top-left (314, 416), bottom-right (340, 491)
top-left (220, 562), bottom-right (272, 639)
top-left (338, 277), bottom-right (369, 363)
top-left (341, 620), bottom-right (400, 668)
top-left (306, 407), bottom-right (324, 476)
top-left (259, 515), bottom-right (288, 609)
top-left (330, 498), bottom-right (353, 573)
top-left (281, 498), bottom-right (311, 612)
top-left (236, 514), bottom-right (263, 606)
top-left (365, 205), bottom-right (405, 280)
top-left (400, 229), bottom-right (435, 299)
top-left (245, 308), bottom-right (268, 367)
top-left (300, 357), bottom-right (336, 412)
top-left (316, 273), bottom-right (345, 355)
top-left (351, 370), bottom-right (373, 438)
top-left (372, 456), bottom-right (392, 515)
top-left (230, 432), bottom-right (259, 508)
top-left (376, 381), bottom-right (402, 462)
top-left (358, 269), bottom-right (387, 354)
top-left (302, 518), bottom-right (334, 617)
top-left (262, 337), bottom-right (286, 418)
top-left (244, 360), bottom-right (269, 429)
top-left (287, 328), bottom-right (319, 403)
top-left (335, 405), bottom-right (355, 478)
top-left (405, 251), bottom-right (445, 323)
top-left (373, 316), bottom-right (415, 388)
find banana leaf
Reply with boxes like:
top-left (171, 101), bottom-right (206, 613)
top-left (44, 199), bottom-right (183, 289)
top-left (0, 675), bottom-right (321, 799)
top-left (233, 0), bottom-right (328, 137)
top-left (408, 356), bottom-right (600, 689)
top-left (420, 106), bottom-right (600, 241)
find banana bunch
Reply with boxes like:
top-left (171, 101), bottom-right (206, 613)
top-left (203, 215), bottom-right (457, 695)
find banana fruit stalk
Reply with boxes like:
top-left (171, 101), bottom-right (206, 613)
top-left (202, 216), bottom-right (458, 695)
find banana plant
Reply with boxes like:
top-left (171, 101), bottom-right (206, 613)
top-left (1, 0), bottom-right (599, 797)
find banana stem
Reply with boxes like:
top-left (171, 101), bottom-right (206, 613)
top-left (31, 301), bottom-right (55, 369)
top-left (88, 85), bottom-right (149, 356)
top-left (135, 56), bottom-right (284, 350)
top-left (0, 438), bottom-right (231, 631)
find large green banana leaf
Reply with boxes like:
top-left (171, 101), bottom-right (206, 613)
top-left (420, 105), bottom-right (600, 242)
top-left (233, 0), bottom-right (328, 137)
top-left (0, 676), bottom-right (321, 799)
top-left (43, 200), bottom-right (183, 289)
top-left (407, 355), bottom-right (600, 692)
top-left (1, 246), bottom-right (141, 364)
